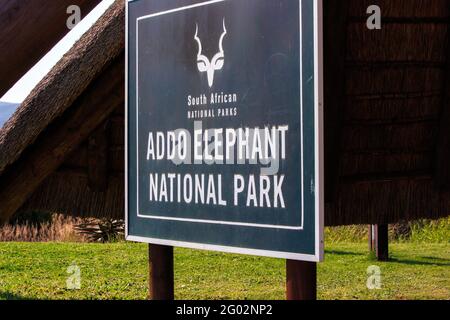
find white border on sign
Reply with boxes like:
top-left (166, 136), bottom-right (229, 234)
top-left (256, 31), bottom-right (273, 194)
top-left (125, 0), bottom-right (324, 262)
top-left (135, 0), bottom-right (303, 230)
top-left (314, 0), bottom-right (325, 262)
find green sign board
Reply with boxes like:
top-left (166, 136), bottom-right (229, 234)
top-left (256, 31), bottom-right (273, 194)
top-left (126, 0), bottom-right (324, 262)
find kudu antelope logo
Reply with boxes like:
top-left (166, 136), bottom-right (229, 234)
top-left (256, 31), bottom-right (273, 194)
top-left (194, 19), bottom-right (227, 88)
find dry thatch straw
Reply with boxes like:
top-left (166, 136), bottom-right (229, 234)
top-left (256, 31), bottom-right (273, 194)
top-left (0, 214), bottom-right (88, 242)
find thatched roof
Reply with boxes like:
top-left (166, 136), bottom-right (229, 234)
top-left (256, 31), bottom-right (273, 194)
top-left (1, 0), bottom-right (450, 226)
top-left (0, 0), bottom-right (124, 222)
top-left (0, 0), bottom-right (124, 176)
top-left (0, 0), bottom-right (101, 97)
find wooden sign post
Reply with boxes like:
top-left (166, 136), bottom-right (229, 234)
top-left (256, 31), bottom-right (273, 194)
top-left (149, 244), bottom-right (174, 300)
top-left (148, 250), bottom-right (318, 300)
top-left (127, 0), bottom-right (324, 301)
top-left (286, 260), bottom-right (317, 300)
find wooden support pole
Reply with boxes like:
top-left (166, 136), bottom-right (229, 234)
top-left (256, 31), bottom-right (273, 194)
top-left (368, 225), bottom-right (375, 252)
top-left (375, 224), bottom-right (389, 261)
top-left (149, 244), bottom-right (174, 300)
top-left (87, 121), bottom-right (110, 192)
top-left (286, 260), bottom-right (317, 300)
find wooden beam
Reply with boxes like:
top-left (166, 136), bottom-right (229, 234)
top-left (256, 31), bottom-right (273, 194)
top-left (88, 121), bottom-right (109, 192)
top-left (149, 244), bottom-right (174, 300)
top-left (0, 57), bottom-right (124, 223)
top-left (0, 0), bottom-right (101, 97)
top-left (286, 260), bottom-right (317, 300)
top-left (323, 0), bottom-right (349, 203)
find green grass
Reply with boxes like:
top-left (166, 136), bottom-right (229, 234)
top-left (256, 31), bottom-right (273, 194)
top-left (408, 217), bottom-right (450, 243)
top-left (325, 217), bottom-right (450, 244)
top-left (0, 242), bottom-right (449, 300)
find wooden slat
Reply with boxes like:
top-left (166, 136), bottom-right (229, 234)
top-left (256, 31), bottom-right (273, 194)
top-left (62, 143), bottom-right (89, 169)
top-left (88, 121), bottom-right (109, 192)
top-left (108, 147), bottom-right (125, 173)
top-left (347, 23), bottom-right (448, 63)
top-left (324, 0), bottom-right (349, 203)
top-left (0, 57), bottom-right (124, 223)
top-left (0, 0), bottom-right (101, 96)
top-left (345, 95), bottom-right (442, 122)
top-left (342, 122), bottom-right (437, 152)
top-left (109, 117), bottom-right (125, 146)
top-left (346, 67), bottom-right (445, 96)
top-left (340, 151), bottom-right (432, 177)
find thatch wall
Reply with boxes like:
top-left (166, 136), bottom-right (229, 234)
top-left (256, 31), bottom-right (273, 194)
top-left (325, 0), bottom-right (450, 225)
top-left (21, 105), bottom-right (125, 218)
top-left (2, 0), bottom-right (450, 226)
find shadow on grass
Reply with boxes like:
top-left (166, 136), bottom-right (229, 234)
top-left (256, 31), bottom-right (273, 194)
top-left (324, 249), bottom-right (364, 257)
top-left (0, 291), bottom-right (36, 300)
top-left (325, 250), bottom-right (450, 267)
top-left (389, 257), bottom-right (450, 267)
top-left (421, 256), bottom-right (450, 262)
